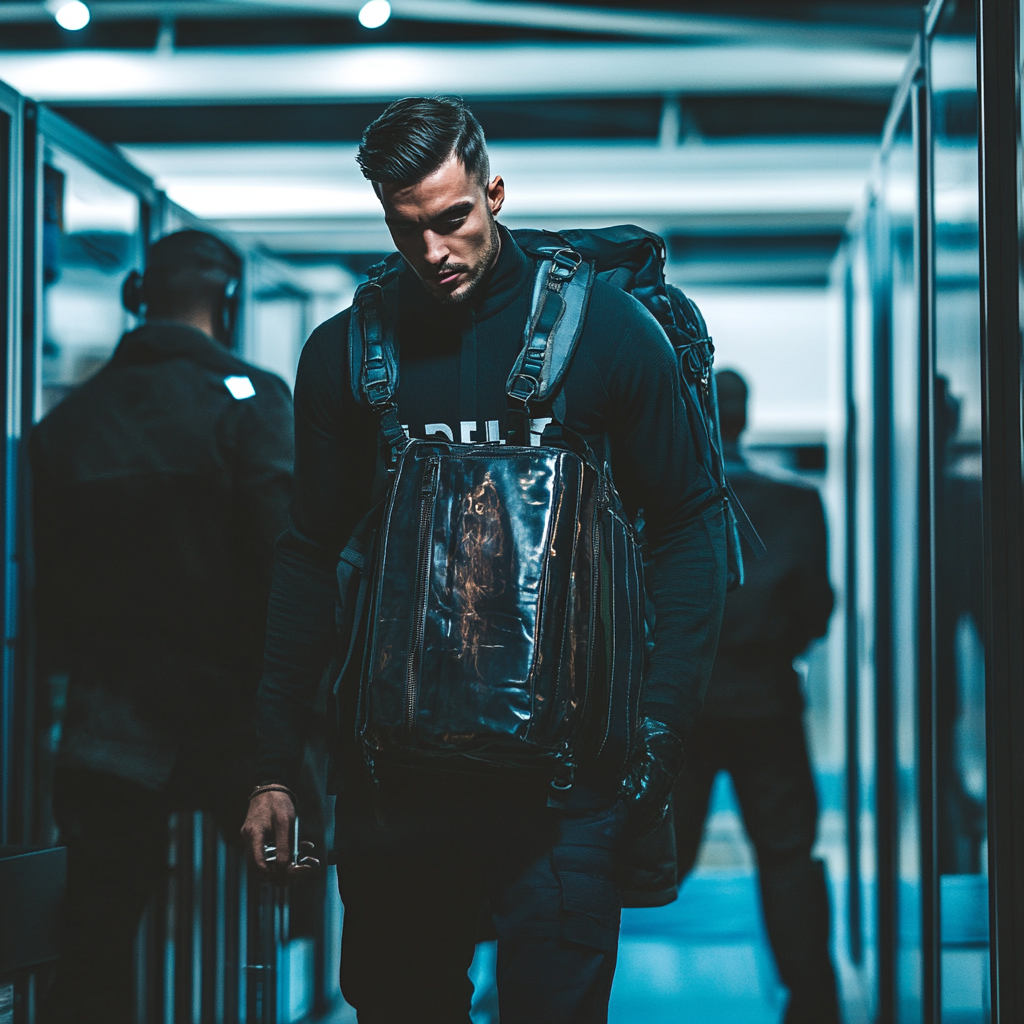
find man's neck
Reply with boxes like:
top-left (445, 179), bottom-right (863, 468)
top-left (156, 310), bottom-right (220, 344)
top-left (490, 224), bottom-right (502, 268)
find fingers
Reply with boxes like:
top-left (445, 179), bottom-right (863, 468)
top-left (239, 793), bottom-right (322, 886)
top-left (286, 841), bottom-right (320, 878)
top-left (241, 807), bottom-right (271, 877)
top-left (273, 805), bottom-right (291, 871)
top-left (241, 791), bottom-right (296, 878)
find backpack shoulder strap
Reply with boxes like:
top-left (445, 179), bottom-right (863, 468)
top-left (347, 253), bottom-right (406, 455)
top-left (505, 247), bottom-right (595, 445)
top-left (348, 252), bottom-right (403, 408)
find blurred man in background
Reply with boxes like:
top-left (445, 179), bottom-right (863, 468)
top-left (673, 369), bottom-right (839, 1024)
top-left (31, 230), bottom-right (295, 1023)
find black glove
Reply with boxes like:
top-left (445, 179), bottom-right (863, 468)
top-left (620, 716), bottom-right (686, 837)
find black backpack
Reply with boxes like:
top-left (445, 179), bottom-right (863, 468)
top-left (511, 226), bottom-right (762, 587)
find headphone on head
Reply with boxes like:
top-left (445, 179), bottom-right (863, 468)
top-left (122, 266), bottom-right (241, 345)
top-left (220, 276), bottom-right (240, 342)
top-left (121, 269), bottom-right (145, 318)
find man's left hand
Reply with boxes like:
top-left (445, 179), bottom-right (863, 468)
top-left (620, 717), bottom-right (686, 837)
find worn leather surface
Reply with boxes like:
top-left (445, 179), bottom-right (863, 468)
top-left (359, 437), bottom-right (642, 781)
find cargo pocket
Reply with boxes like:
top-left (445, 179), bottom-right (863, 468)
top-left (553, 851), bottom-right (622, 952)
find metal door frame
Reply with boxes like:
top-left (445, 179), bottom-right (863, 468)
top-left (0, 78), bottom-right (23, 847)
top-left (977, 0), bottom-right (1024, 1020)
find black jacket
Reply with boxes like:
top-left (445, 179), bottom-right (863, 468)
top-left (30, 322), bottom-right (293, 790)
top-left (255, 226), bottom-right (727, 790)
top-left (700, 444), bottom-right (834, 719)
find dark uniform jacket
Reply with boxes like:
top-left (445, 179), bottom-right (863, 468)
top-left (30, 322), bottom-right (293, 792)
top-left (700, 443), bottom-right (833, 719)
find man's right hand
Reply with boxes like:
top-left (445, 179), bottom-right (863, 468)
top-left (241, 790), bottom-right (318, 883)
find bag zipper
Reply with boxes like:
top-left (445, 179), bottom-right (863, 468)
top-left (406, 456), bottom-right (439, 732)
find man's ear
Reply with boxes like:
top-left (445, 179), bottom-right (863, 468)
top-left (487, 175), bottom-right (505, 216)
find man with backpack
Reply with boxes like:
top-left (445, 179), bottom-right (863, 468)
top-left (243, 96), bottom-right (727, 1022)
top-left (673, 370), bottom-right (839, 1024)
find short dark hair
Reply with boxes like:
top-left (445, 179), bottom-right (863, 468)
top-left (715, 369), bottom-right (748, 442)
top-left (357, 96), bottom-right (490, 193)
top-left (143, 229), bottom-right (241, 321)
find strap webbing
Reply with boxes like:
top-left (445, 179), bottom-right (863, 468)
top-left (359, 282), bottom-right (393, 409)
top-left (507, 248), bottom-right (583, 445)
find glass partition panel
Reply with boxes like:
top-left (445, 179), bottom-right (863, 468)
top-left (245, 254), bottom-right (312, 390)
top-left (32, 140), bottom-right (147, 845)
top-left (0, 83), bottom-right (21, 847)
top-left (41, 146), bottom-right (143, 417)
top-left (881, 99), bottom-right (924, 1024)
top-left (847, 213), bottom-right (880, 1017)
top-left (932, 7), bottom-right (991, 1022)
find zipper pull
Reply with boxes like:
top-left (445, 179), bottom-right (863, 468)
top-left (363, 750), bottom-right (387, 823)
top-left (422, 457), bottom-right (439, 496)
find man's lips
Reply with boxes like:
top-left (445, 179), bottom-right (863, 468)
top-left (437, 269), bottom-right (465, 287)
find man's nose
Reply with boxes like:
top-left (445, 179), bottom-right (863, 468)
top-left (423, 231), bottom-right (449, 266)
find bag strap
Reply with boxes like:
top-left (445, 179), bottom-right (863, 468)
top-left (348, 255), bottom-right (406, 460)
top-left (707, 369), bottom-right (765, 559)
top-left (505, 247), bottom-right (594, 446)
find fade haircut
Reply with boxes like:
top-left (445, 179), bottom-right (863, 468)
top-left (143, 229), bottom-right (241, 321)
top-left (357, 96), bottom-right (490, 196)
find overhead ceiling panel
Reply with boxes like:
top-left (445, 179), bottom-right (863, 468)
top-left (0, 43), bottom-right (908, 103)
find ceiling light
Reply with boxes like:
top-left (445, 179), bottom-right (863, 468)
top-left (51, 0), bottom-right (91, 31)
top-left (358, 0), bottom-right (391, 30)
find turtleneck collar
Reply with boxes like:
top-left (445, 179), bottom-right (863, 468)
top-left (403, 223), bottom-right (532, 322)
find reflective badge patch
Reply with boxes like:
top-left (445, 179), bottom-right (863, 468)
top-left (224, 375), bottom-right (256, 400)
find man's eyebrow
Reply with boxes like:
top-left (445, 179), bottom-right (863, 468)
top-left (435, 201), bottom-right (474, 219)
top-left (386, 200), bottom-right (475, 227)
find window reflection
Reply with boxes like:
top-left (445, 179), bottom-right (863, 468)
top-left (41, 148), bottom-right (142, 417)
top-left (932, 9), bottom-right (990, 1022)
top-left (884, 101), bottom-right (923, 1024)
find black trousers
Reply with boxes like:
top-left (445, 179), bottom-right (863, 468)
top-left (673, 715), bottom-right (840, 1024)
top-left (335, 770), bottom-right (625, 1024)
top-left (44, 769), bottom-right (185, 1024)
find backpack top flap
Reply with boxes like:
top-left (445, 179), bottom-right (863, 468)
top-left (514, 225), bottom-right (674, 333)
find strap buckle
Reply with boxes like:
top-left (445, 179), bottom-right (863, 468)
top-left (549, 248), bottom-right (582, 283)
top-left (363, 376), bottom-right (392, 406)
top-left (507, 374), bottom-right (539, 405)
top-left (365, 259), bottom-right (389, 282)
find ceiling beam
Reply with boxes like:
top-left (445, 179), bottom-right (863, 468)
top-left (0, 0), bottom-right (917, 48)
top-left (0, 43), bottom-right (909, 103)
top-left (117, 139), bottom-right (879, 245)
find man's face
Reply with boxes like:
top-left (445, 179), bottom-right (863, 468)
top-left (381, 154), bottom-right (504, 305)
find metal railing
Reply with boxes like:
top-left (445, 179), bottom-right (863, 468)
top-left (134, 811), bottom-right (334, 1024)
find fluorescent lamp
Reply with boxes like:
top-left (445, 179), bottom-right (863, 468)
top-left (52, 1), bottom-right (91, 31)
top-left (358, 1), bottom-right (391, 29)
